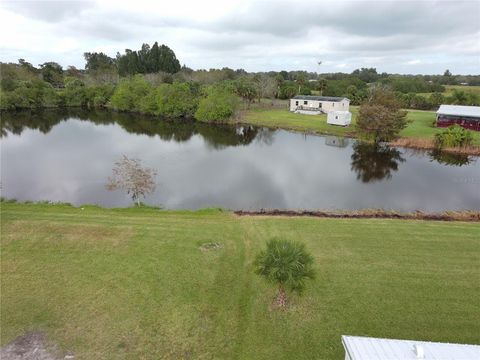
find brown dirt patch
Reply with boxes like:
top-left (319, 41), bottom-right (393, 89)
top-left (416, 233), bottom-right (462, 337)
top-left (234, 209), bottom-right (480, 222)
top-left (0, 331), bottom-right (73, 360)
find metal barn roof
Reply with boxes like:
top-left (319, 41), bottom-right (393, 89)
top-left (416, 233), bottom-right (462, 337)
top-left (436, 105), bottom-right (480, 118)
top-left (342, 335), bottom-right (480, 360)
top-left (292, 95), bottom-right (348, 102)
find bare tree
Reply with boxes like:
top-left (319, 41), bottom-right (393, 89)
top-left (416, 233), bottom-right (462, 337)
top-left (106, 155), bottom-right (157, 206)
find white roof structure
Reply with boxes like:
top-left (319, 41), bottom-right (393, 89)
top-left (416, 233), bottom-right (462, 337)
top-left (330, 110), bottom-right (351, 115)
top-left (436, 105), bottom-right (480, 118)
top-left (342, 335), bottom-right (480, 360)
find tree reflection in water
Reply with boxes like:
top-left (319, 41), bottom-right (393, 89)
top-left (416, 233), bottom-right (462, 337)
top-left (0, 109), bottom-right (261, 148)
top-left (429, 149), bottom-right (473, 167)
top-left (351, 142), bottom-right (406, 183)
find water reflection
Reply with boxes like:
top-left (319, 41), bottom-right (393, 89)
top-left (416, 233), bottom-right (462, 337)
top-left (351, 142), bottom-right (406, 183)
top-left (0, 109), bottom-right (264, 148)
top-left (325, 136), bottom-right (349, 148)
top-left (429, 150), bottom-right (473, 167)
top-left (1, 110), bottom-right (479, 211)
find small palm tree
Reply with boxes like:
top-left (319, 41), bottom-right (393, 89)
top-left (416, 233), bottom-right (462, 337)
top-left (254, 238), bottom-right (315, 308)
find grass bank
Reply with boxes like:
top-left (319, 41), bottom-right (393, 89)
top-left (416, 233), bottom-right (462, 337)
top-left (1, 203), bottom-right (479, 359)
top-left (237, 104), bottom-right (480, 152)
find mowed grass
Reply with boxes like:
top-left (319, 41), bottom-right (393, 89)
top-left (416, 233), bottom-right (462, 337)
top-left (239, 106), bottom-right (355, 137)
top-left (1, 203), bottom-right (480, 359)
top-left (241, 106), bottom-right (480, 145)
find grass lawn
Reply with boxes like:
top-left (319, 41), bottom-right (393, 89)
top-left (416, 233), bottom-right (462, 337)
top-left (239, 106), bottom-right (355, 137)
top-left (240, 106), bottom-right (480, 145)
top-left (1, 203), bottom-right (479, 359)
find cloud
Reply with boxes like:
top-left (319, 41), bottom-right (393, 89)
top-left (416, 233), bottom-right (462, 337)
top-left (2, 0), bottom-right (95, 22)
top-left (406, 60), bottom-right (422, 65)
top-left (0, 0), bottom-right (479, 74)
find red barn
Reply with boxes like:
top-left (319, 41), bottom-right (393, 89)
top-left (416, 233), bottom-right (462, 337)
top-left (436, 105), bottom-right (480, 131)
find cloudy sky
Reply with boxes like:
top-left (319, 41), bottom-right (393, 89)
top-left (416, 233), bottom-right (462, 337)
top-left (1, 0), bottom-right (479, 74)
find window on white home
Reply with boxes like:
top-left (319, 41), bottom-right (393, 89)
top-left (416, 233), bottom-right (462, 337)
top-left (295, 101), bottom-right (299, 106)
top-left (304, 101), bottom-right (308, 105)
top-left (335, 116), bottom-right (338, 119)
top-left (332, 103), bottom-right (335, 107)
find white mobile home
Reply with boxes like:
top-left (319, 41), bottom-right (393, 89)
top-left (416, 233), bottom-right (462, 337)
top-left (327, 111), bottom-right (352, 126)
top-left (342, 335), bottom-right (480, 360)
top-left (290, 95), bottom-right (350, 114)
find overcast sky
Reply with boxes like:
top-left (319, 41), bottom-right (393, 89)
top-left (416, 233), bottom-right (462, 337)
top-left (1, 0), bottom-right (479, 74)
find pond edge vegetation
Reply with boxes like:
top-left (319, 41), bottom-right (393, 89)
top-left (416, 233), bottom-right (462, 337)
top-left (2, 199), bottom-right (479, 222)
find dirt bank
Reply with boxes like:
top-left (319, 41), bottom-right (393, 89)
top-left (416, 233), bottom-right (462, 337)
top-left (234, 209), bottom-right (480, 222)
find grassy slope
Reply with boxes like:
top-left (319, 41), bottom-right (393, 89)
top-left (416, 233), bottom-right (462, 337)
top-left (240, 106), bottom-right (480, 145)
top-left (1, 203), bottom-right (479, 359)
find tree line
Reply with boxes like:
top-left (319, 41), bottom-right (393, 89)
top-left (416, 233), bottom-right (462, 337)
top-left (1, 43), bottom-right (480, 117)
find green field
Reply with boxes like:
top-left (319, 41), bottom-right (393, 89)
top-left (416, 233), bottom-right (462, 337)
top-left (444, 85), bottom-right (480, 96)
top-left (1, 203), bottom-right (479, 359)
top-left (240, 106), bottom-right (480, 145)
top-left (418, 85), bottom-right (480, 98)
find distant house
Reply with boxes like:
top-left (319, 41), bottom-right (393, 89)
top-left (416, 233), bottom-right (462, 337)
top-left (342, 335), bottom-right (480, 360)
top-left (290, 95), bottom-right (352, 126)
top-left (436, 104), bottom-right (480, 131)
top-left (290, 95), bottom-right (350, 114)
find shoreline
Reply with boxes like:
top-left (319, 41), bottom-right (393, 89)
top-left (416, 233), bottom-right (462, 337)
top-left (234, 209), bottom-right (480, 222)
top-left (3, 107), bottom-right (480, 156)
top-left (2, 201), bottom-right (479, 222)
top-left (232, 118), bottom-right (480, 156)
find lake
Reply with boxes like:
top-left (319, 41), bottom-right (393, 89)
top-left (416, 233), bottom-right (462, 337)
top-left (1, 109), bottom-right (479, 211)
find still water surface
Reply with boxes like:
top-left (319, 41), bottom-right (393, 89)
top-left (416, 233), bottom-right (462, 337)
top-left (1, 110), bottom-right (479, 211)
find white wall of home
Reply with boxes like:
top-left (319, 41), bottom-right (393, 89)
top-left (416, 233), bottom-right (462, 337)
top-left (290, 99), bottom-right (350, 112)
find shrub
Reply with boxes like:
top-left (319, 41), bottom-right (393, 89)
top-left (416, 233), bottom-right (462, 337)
top-left (109, 75), bottom-right (151, 112)
top-left (156, 82), bottom-right (199, 117)
top-left (0, 80), bottom-right (57, 109)
top-left (89, 84), bottom-right (115, 108)
top-left (63, 77), bottom-right (88, 107)
top-left (254, 238), bottom-right (315, 308)
top-left (434, 125), bottom-right (473, 149)
top-left (195, 88), bottom-right (239, 122)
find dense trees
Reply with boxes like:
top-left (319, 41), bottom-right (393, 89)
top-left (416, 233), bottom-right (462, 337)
top-left (140, 82), bottom-right (199, 118)
top-left (39, 62), bottom-right (64, 87)
top-left (84, 52), bottom-right (116, 72)
top-left (2, 53), bottom-right (480, 116)
top-left (108, 77), bottom-right (237, 121)
top-left (116, 42), bottom-right (181, 76)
